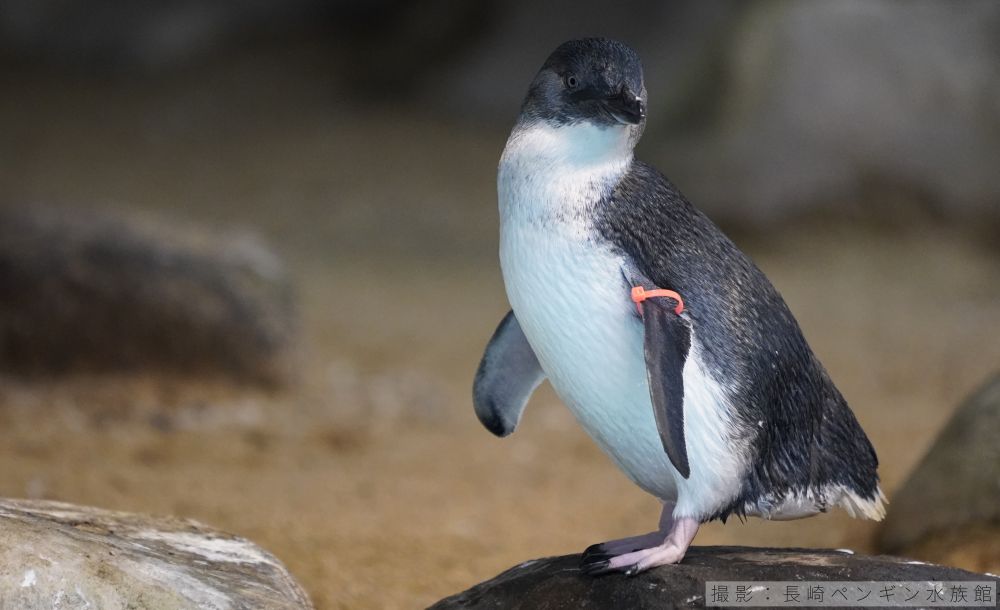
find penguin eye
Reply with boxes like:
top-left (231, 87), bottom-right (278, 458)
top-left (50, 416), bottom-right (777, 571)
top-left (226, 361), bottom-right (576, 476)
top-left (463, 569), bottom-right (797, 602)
top-left (565, 74), bottom-right (579, 90)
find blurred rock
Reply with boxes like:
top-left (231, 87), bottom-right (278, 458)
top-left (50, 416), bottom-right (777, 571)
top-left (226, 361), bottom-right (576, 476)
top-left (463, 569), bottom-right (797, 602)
top-left (878, 374), bottom-right (1000, 554)
top-left (897, 523), bottom-right (1000, 578)
top-left (431, 547), bottom-right (999, 609)
top-left (0, 0), bottom-right (329, 69)
top-left (0, 498), bottom-right (312, 609)
top-left (659, 0), bottom-right (1000, 225)
top-left (0, 205), bottom-right (297, 385)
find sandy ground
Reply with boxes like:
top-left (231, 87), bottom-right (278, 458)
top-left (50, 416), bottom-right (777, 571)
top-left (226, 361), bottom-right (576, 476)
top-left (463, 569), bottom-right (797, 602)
top-left (1, 227), bottom-right (997, 609)
top-left (1, 47), bottom-right (999, 608)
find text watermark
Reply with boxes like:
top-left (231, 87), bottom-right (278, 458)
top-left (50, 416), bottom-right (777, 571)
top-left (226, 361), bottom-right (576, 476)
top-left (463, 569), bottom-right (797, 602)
top-left (706, 581), bottom-right (996, 607)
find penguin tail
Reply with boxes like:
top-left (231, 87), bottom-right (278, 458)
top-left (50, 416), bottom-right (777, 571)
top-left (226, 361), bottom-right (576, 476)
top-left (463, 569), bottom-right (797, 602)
top-left (837, 485), bottom-right (888, 521)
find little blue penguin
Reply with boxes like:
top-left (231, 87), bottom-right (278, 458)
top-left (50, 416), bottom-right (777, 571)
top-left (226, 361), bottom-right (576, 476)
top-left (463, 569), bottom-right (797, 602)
top-left (473, 38), bottom-right (886, 575)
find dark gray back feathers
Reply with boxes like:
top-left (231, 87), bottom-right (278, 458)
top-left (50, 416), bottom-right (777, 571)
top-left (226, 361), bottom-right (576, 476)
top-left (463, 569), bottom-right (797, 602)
top-left (597, 161), bottom-right (880, 520)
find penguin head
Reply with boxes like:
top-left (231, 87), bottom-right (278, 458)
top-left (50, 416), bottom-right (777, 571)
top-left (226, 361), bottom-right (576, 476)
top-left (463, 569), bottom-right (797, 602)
top-left (520, 38), bottom-right (647, 132)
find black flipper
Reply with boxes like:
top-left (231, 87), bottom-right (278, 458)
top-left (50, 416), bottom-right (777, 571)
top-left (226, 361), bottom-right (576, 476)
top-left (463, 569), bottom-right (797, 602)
top-left (637, 287), bottom-right (692, 479)
top-left (473, 311), bottom-right (545, 437)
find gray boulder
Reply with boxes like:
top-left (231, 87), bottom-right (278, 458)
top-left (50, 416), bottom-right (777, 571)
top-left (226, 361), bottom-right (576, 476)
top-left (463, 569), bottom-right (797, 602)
top-left (0, 498), bottom-right (312, 609)
top-left (431, 547), bottom-right (999, 609)
top-left (658, 0), bottom-right (1000, 225)
top-left (879, 374), bottom-right (1000, 553)
top-left (0, 205), bottom-right (297, 385)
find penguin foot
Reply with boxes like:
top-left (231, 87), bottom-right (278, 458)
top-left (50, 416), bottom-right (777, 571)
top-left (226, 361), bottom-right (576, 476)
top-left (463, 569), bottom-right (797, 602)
top-left (609, 543), bottom-right (687, 575)
top-left (583, 516), bottom-right (700, 577)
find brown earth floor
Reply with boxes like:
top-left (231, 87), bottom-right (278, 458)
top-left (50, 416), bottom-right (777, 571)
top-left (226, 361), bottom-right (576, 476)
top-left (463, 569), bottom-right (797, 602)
top-left (1, 47), bottom-right (999, 608)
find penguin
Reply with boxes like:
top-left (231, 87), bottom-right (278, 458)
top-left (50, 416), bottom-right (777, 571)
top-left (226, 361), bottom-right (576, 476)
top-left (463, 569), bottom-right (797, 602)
top-left (473, 38), bottom-right (885, 575)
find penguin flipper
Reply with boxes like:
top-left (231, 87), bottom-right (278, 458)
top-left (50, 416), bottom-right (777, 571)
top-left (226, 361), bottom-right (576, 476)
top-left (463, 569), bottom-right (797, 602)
top-left (639, 295), bottom-right (692, 479)
top-left (473, 310), bottom-right (545, 437)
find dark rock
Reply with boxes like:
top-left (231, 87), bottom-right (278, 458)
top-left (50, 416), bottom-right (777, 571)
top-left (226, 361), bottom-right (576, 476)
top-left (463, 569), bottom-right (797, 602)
top-left (0, 205), bottom-right (297, 385)
top-left (431, 547), bottom-right (998, 609)
top-left (0, 498), bottom-right (312, 609)
top-left (878, 374), bottom-right (1000, 553)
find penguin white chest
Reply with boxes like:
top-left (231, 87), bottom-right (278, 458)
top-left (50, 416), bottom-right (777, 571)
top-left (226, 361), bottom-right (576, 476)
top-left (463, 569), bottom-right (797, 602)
top-left (500, 222), bottom-right (679, 500)
top-left (496, 122), bottom-right (679, 499)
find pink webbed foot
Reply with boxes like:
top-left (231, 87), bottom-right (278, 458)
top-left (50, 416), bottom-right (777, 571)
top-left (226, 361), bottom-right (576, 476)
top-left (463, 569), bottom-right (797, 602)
top-left (580, 502), bottom-right (676, 572)
top-left (581, 515), bottom-right (699, 577)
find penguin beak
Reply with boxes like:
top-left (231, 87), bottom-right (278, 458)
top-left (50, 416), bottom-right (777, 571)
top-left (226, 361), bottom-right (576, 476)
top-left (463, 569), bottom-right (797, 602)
top-left (600, 88), bottom-right (645, 125)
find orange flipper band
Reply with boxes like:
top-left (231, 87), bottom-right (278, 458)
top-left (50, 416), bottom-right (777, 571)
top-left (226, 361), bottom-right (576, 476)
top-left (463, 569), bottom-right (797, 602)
top-left (631, 286), bottom-right (684, 316)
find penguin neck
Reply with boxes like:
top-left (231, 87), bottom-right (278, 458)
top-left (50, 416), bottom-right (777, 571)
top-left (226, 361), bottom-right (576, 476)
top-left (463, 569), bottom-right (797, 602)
top-left (502, 118), bottom-right (636, 175)
top-left (499, 118), bottom-right (636, 228)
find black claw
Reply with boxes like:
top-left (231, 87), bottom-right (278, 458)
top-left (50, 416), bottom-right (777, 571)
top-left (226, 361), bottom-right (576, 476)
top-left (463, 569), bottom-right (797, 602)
top-left (580, 559), bottom-right (611, 576)
top-left (579, 551), bottom-right (612, 566)
top-left (624, 564), bottom-right (642, 577)
top-left (579, 554), bottom-right (610, 569)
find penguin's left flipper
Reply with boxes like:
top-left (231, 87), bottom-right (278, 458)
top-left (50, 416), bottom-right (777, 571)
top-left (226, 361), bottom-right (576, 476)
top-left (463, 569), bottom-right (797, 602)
top-left (630, 274), bottom-right (692, 480)
top-left (473, 311), bottom-right (546, 437)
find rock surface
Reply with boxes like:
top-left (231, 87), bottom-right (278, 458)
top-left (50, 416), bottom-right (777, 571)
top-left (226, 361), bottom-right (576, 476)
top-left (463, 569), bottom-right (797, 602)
top-left (879, 373), bottom-right (1000, 553)
top-left (0, 205), bottom-right (297, 385)
top-left (0, 498), bottom-right (312, 609)
top-left (431, 547), bottom-right (999, 609)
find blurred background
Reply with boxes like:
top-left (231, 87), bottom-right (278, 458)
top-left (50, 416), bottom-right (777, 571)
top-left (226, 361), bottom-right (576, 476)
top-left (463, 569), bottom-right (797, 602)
top-left (1, 0), bottom-right (998, 607)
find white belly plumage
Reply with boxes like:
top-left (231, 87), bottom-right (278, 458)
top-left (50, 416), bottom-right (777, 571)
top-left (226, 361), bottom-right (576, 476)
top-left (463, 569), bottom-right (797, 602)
top-left (501, 225), bottom-right (679, 500)
top-left (500, 222), bottom-right (750, 518)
